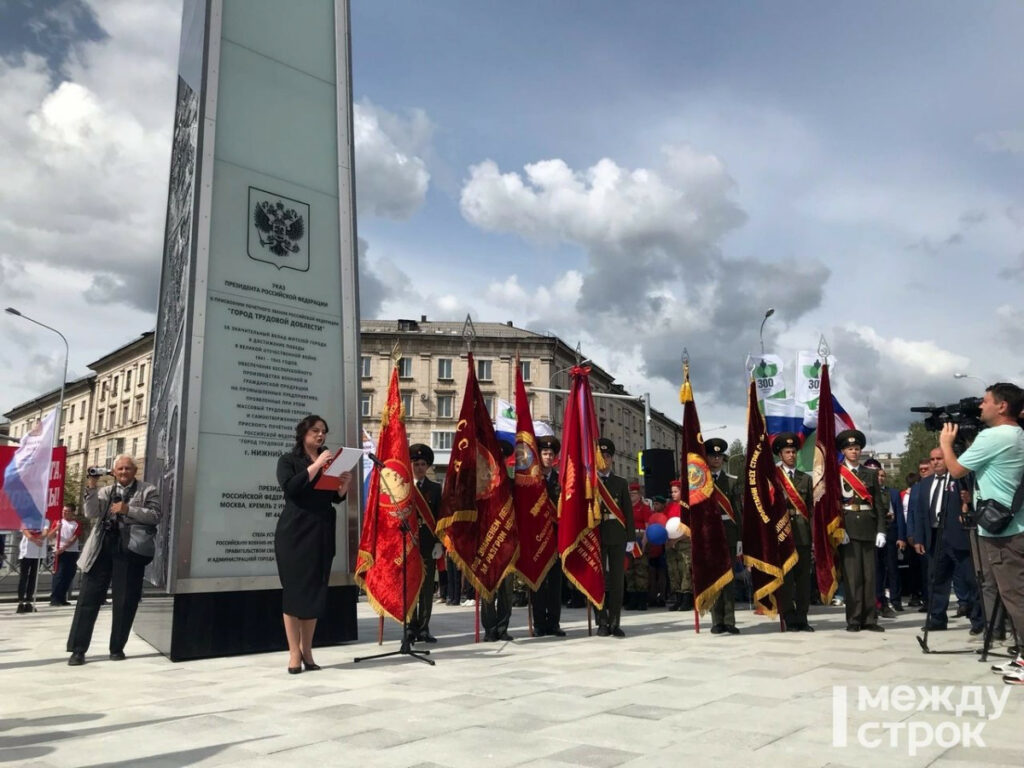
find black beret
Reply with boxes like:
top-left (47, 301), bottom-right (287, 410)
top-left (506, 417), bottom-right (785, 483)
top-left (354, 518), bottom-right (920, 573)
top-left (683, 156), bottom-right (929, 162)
top-left (705, 437), bottom-right (728, 457)
top-left (836, 429), bottom-right (866, 450)
top-left (772, 432), bottom-right (800, 455)
top-left (409, 443), bottom-right (434, 465)
top-left (537, 435), bottom-right (561, 454)
top-left (597, 437), bottom-right (616, 455)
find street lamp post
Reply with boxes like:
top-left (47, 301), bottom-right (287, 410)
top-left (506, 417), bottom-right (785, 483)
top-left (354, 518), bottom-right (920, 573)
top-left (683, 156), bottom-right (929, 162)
top-left (759, 307), bottom-right (775, 355)
top-left (953, 372), bottom-right (988, 387)
top-left (5, 308), bottom-right (69, 448)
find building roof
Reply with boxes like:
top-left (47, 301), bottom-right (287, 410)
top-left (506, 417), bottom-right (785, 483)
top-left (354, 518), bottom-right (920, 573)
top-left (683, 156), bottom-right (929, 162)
top-left (361, 317), bottom-right (548, 341)
top-left (3, 374), bottom-right (96, 419)
top-left (86, 331), bottom-right (154, 369)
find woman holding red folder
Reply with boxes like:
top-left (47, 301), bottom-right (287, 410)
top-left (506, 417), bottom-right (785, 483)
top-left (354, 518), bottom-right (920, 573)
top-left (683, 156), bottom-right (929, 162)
top-left (275, 414), bottom-right (352, 674)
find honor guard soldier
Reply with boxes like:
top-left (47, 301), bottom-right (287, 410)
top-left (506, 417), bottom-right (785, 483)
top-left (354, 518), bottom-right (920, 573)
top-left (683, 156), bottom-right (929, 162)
top-left (836, 429), bottom-right (888, 632)
top-left (595, 438), bottom-right (635, 637)
top-left (706, 437), bottom-right (743, 634)
top-left (408, 444), bottom-right (443, 644)
top-left (483, 439), bottom-right (517, 641)
top-left (665, 480), bottom-right (694, 611)
top-left (624, 483), bottom-right (651, 611)
top-left (773, 433), bottom-right (815, 631)
top-left (531, 435), bottom-right (566, 636)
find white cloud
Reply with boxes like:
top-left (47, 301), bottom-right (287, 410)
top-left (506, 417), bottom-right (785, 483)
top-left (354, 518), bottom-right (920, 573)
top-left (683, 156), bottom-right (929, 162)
top-left (353, 99), bottom-right (432, 220)
top-left (976, 129), bottom-right (1024, 155)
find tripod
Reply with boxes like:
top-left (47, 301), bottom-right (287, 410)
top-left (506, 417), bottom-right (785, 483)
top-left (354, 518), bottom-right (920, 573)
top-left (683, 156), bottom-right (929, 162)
top-left (969, 526), bottom-right (1016, 662)
top-left (354, 457), bottom-right (434, 666)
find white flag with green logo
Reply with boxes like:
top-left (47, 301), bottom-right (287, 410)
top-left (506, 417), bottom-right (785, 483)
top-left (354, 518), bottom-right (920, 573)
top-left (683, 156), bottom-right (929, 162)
top-left (750, 354), bottom-right (786, 402)
top-left (795, 351), bottom-right (836, 412)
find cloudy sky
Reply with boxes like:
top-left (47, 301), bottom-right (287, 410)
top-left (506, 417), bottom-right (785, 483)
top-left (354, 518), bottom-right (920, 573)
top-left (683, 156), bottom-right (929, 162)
top-left (2, 0), bottom-right (1022, 451)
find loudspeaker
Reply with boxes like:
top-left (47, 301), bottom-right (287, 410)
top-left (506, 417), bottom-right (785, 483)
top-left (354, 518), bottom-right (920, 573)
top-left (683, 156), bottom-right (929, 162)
top-left (640, 448), bottom-right (676, 499)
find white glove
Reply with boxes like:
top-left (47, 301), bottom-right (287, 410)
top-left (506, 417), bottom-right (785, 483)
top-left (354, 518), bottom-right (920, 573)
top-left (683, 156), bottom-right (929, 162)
top-left (841, 531), bottom-right (850, 545)
top-left (431, 542), bottom-right (443, 560)
top-left (626, 541), bottom-right (636, 555)
top-left (875, 533), bottom-right (886, 549)
top-left (736, 541), bottom-right (743, 557)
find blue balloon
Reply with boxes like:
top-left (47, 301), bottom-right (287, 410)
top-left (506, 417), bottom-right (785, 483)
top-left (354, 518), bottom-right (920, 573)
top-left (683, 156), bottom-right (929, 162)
top-left (646, 522), bottom-right (668, 546)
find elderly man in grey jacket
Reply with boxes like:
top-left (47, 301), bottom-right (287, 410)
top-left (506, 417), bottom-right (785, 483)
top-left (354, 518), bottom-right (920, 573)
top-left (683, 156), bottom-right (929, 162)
top-left (67, 454), bottom-right (161, 665)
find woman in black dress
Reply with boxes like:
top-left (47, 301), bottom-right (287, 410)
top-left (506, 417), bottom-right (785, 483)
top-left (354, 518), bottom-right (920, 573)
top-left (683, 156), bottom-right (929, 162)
top-left (275, 415), bottom-right (352, 673)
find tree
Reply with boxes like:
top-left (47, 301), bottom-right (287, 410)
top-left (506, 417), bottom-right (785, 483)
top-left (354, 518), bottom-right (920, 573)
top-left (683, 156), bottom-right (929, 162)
top-left (896, 421), bottom-right (938, 488)
top-left (728, 438), bottom-right (744, 457)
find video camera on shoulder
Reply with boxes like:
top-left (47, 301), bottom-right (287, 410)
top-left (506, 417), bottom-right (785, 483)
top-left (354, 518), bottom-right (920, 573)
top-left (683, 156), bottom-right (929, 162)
top-left (87, 466), bottom-right (111, 477)
top-left (910, 397), bottom-right (984, 452)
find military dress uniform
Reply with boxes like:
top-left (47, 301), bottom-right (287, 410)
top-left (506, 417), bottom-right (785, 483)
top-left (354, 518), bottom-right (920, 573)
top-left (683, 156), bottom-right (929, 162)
top-left (408, 444), bottom-right (442, 644)
top-left (707, 438), bottom-right (743, 634)
top-left (482, 441), bottom-right (516, 642)
top-left (836, 430), bottom-right (888, 632)
top-left (532, 436), bottom-right (565, 636)
top-left (773, 433), bottom-right (815, 631)
top-left (595, 438), bottom-right (635, 638)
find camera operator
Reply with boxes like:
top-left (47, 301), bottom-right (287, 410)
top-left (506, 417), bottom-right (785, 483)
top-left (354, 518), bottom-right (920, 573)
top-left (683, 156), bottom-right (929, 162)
top-left (940, 382), bottom-right (1024, 683)
top-left (66, 454), bottom-right (160, 666)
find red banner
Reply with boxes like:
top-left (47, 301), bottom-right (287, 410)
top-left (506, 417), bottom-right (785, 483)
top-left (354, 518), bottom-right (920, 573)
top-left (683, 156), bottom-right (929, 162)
top-left (740, 380), bottom-right (797, 615)
top-left (511, 363), bottom-right (557, 590)
top-left (811, 364), bottom-right (845, 603)
top-left (679, 366), bottom-right (733, 614)
top-left (556, 366), bottom-right (606, 608)
top-left (0, 445), bottom-right (66, 530)
top-left (436, 353), bottom-right (518, 600)
top-left (355, 367), bottom-right (424, 624)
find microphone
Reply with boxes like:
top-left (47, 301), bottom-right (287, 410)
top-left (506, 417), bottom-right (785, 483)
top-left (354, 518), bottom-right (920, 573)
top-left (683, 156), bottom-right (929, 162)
top-left (367, 452), bottom-right (386, 468)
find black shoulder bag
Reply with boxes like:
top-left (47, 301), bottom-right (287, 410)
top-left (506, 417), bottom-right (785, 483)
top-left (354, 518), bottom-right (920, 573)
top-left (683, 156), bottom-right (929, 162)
top-left (975, 478), bottom-right (1024, 535)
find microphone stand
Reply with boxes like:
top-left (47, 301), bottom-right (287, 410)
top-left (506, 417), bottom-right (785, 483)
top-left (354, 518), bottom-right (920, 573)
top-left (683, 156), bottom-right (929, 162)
top-left (354, 452), bottom-right (434, 666)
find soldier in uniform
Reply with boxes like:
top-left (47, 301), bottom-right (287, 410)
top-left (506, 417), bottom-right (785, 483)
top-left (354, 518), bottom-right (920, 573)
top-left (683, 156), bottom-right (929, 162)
top-left (595, 438), bottom-right (635, 638)
top-left (483, 440), bottom-right (516, 642)
top-left (624, 483), bottom-right (651, 610)
top-left (531, 435), bottom-right (565, 636)
top-left (707, 437), bottom-right (743, 634)
top-left (836, 429), bottom-right (888, 632)
top-left (773, 433), bottom-right (815, 631)
top-left (409, 444), bottom-right (442, 644)
top-left (665, 480), bottom-right (694, 611)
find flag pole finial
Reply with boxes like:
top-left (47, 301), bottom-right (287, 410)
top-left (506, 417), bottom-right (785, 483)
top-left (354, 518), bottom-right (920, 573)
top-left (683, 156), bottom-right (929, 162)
top-left (680, 349), bottom-right (692, 403)
top-left (462, 314), bottom-right (476, 354)
top-left (817, 334), bottom-right (830, 358)
top-left (389, 341), bottom-right (402, 368)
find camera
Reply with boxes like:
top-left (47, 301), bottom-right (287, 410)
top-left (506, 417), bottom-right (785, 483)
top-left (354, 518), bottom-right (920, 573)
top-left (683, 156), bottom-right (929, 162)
top-left (910, 397), bottom-right (983, 452)
top-left (87, 466), bottom-right (110, 477)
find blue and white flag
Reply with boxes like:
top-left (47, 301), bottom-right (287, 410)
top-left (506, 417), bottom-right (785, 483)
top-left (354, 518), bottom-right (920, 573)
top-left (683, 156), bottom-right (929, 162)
top-left (495, 397), bottom-right (553, 446)
top-left (1, 408), bottom-right (57, 529)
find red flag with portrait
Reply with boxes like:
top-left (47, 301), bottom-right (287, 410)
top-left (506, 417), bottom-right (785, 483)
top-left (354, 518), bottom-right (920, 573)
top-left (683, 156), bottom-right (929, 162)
top-left (355, 367), bottom-right (423, 623)
top-left (436, 353), bottom-right (518, 600)
top-left (679, 365), bottom-right (733, 614)
top-left (511, 362), bottom-right (557, 590)
top-left (557, 365), bottom-right (606, 608)
top-left (812, 363), bottom-right (845, 603)
top-left (741, 380), bottom-right (797, 615)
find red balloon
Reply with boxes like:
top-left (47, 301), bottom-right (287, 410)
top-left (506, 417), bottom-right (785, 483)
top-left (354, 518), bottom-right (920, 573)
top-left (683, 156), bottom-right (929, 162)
top-left (648, 512), bottom-right (668, 527)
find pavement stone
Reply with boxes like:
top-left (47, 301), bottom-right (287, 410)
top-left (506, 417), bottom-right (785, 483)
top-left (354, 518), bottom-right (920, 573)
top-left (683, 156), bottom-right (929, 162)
top-left (1, 597), bottom-right (1022, 766)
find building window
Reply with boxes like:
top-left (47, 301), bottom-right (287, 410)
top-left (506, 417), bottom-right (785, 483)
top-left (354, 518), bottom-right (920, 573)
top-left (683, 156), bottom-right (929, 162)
top-left (519, 361), bottom-right (531, 381)
top-left (80, 399), bottom-right (86, 420)
top-left (437, 395), bottom-right (454, 419)
top-left (101, 382), bottom-right (108, 402)
top-left (138, 364), bottom-right (145, 386)
top-left (105, 438), bottom-right (125, 468)
top-left (122, 405), bottom-right (129, 424)
top-left (77, 434), bottom-right (83, 450)
top-left (131, 437), bottom-right (138, 457)
top-left (360, 355), bottom-right (371, 378)
top-left (93, 448), bottom-right (100, 466)
top-left (401, 393), bottom-right (413, 417)
top-left (112, 376), bottom-right (119, 397)
top-left (483, 395), bottom-right (494, 417)
top-left (70, 404), bottom-right (75, 421)
top-left (134, 399), bottom-right (144, 421)
top-left (398, 357), bottom-right (413, 378)
top-left (108, 406), bottom-right (116, 427)
top-left (125, 370), bottom-right (132, 388)
top-left (360, 394), bottom-right (372, 418)
top-left (97, 413), bottom-right (104, 432)
top-left (437, 358), bottom-right (453, 380)
top-left (432, 431), bottom-right (455, 451)
top-left (477, 359), bottom-right (492, 381)
top-left (61, 408), bottom-right (67, 425)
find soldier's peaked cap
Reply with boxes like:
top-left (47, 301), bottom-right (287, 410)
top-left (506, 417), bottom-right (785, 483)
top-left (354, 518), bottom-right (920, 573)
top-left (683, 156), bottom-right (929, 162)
top-left (705, 437), bottom-right (728, 456)
top-left (836, 429), bottom-right (866, 450)
top-left (409, 444), bottom-right (434, 465)
top-left (597, 437), bottom-right (616, 455)
top-left (537, 435), bottom-right (561, 454)
top-left (772, 432), bottom-right (800, 455)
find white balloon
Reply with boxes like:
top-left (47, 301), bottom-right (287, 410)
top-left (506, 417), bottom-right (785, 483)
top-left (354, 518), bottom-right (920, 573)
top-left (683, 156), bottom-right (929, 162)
top-left (666, 517), bottom-right (685, 540)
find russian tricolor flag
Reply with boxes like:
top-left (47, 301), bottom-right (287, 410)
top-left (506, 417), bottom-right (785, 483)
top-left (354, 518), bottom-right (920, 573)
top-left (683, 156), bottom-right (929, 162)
top-left (0, 408), bottom-right (57, 529)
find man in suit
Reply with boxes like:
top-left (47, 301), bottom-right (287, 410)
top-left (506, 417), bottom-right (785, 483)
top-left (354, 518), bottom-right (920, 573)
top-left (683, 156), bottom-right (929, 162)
top-left (409, 444), bottom-right (443, 644)
top-left (706, 437), bottom-right (744, 635)
top-left (863, 459), bottom-right (903, 618)
top-left (913, 452), bottom-right (985, 634)
top-left (836, 430), bottom-right (888, 632)
top-left (774, 433), bottom-right (815, 632)
top-left (904, 459), bottom-right (933, 608)
top-left (595, 438), bottom-right (634, 638)
top-left (531, 435), bottom-right (565, 637)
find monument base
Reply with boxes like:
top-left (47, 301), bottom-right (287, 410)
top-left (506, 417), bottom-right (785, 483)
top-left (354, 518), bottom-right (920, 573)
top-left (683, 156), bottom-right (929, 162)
top-left (134, 585), bottom-right (358, 661)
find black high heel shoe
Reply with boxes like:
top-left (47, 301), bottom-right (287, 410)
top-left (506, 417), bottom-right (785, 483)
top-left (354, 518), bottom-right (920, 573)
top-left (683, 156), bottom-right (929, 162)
top-left (301, 655), bottom-right (321, 671)
top-left (288, 658), bottom-right (303, 674)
